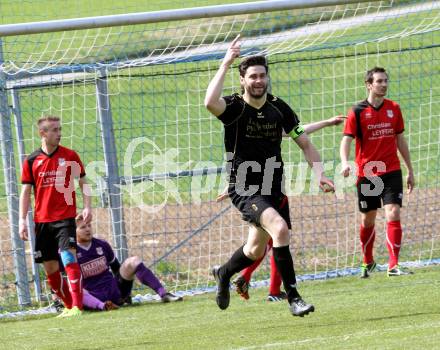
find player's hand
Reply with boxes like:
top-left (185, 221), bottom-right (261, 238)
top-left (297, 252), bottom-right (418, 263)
top-left (340, 162), bottom-right (351, 178)
top-left (19, 219), bottom-right (28, 241)
top-left (328, 115), bottom-right (346, 126)
top-left (216, 185), bottom-right (229, 202)
top-left (406, 171), bottom-right (415, 194)
top-left (82, 207), bottom-right (92, 224)
top-left (104, 300), bottom-right (119, 311)
top-left (319, 175), bottom-right (335, 192)
top-left (222, 34), bottom-right (241, 67)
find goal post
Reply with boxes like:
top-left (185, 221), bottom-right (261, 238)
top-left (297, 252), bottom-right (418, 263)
top-left (0, 0), bottom-right (439, 313)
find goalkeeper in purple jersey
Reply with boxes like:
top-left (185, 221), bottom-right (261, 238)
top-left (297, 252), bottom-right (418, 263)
top-left (75, 214), bottom-right (182, 311)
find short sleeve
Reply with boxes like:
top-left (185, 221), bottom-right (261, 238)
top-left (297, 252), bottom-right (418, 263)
top-left (71, 151), bottom-right (86, 178)
top-left (217, 94), bottom-right (244, 126)
top-left (282, 106), bottom-right (301, 135)
top-left (395, 104), bottom-right (404, 134)
top-left (343, 109), bottom-right (356, 138)
top-left (101, 240), bottom-right (116, 264)
top-left (273, 98), bottom-right (300, 134)
top-left (21, 158), bottom-right (34, 184)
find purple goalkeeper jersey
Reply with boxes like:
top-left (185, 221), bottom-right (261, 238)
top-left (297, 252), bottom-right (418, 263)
top-left (76, 238), bottom-right (119, 298)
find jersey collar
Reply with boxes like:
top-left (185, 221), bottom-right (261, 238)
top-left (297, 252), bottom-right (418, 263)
top-left (242, 93), bottom-right (268, 111)
top-left (39, 145), bottom-right (60, 158)
top-left (365, 98), bottom-right (385, 111)
top-left (77, 241), bottom-right (92, 251)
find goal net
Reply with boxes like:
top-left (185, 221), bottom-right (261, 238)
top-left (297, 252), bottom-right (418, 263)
top-left (0, 0), bottom-right (439, 312)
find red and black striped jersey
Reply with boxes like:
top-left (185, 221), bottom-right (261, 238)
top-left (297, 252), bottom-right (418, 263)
top-left (343, 98), bottom-right (404, 177)
top-left (21, 145), bottom-right (85, 223)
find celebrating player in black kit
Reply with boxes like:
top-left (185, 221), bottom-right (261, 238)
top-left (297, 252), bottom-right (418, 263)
top-left (205, 35), bottom-right (334, 317)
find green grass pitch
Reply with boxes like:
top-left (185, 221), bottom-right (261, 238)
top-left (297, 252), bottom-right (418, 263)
top-left (1, 266), bottom-right (440, 350)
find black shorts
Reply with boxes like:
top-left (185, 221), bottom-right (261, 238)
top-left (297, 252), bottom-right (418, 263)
top-left (228, 186), bottom-right (291, 229)
top-left (356, 170), bottom-right (403, 213)
top-left (34, 218), bottom-right (77, 263)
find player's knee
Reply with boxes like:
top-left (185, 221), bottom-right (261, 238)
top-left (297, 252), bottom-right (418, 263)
top-left (271, 218), bottom-right (289, 240)
top-left (244, 244), bottom-right (265, 260)
top-left (361, 218), bottom-right (375, 228)
top-left (361, 211), bottom-right (376, 228)
top-left (125, 256), bottom-right (142, 269)
top-left (60, 250), bottom-right (76, 266)
top-left (386, 207), bottom-right (400, 221)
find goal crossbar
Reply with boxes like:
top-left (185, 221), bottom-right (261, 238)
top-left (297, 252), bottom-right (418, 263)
top-left (0, 0), bottom-right (381, 37)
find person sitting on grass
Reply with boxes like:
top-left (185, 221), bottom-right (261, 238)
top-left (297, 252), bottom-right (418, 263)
top-left (75, 214), bottom-right (182, 311)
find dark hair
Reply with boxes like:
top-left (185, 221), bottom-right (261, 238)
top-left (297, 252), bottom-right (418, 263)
top-left (238, 56), bottom-right (268, 77)
top-left (365, 67), bottom-right (388, 84)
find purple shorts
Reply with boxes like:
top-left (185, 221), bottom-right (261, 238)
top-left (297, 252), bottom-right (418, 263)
top-left (89, 278), bottom-right (123, 305)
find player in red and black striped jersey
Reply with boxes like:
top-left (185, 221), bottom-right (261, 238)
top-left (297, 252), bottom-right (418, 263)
top-left (19, 116), bottom-right (92, 317)
top-left (340, 67), bottom-right (415, 277)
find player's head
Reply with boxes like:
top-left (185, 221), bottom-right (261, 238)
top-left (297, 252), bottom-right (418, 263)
top-left (365, 67), bottom-right (388, 97)
top-left (76, 214), bottom-right (93, 243)
top-left (238, 55), bottom-right (269, 98)
top-left (37, 116), bottom-right (61, 147)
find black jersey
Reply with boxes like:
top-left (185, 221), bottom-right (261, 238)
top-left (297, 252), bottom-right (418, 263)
top-left (218, 93), bottom-right (302, 194)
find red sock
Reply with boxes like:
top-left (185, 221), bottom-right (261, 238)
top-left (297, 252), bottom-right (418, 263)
top-left (47, 270), bottom-right (72, 309)
top-left (360, 225), bottom-right (375, 264)
top-left (386, 220), bottom-right (402, 268)
top-left (269, 253), bottom-right (283, 295)
top-left (267, 239), bottom-right (281, 295)
top-left (65, 263), bottom-right (83, 310)
top-left (241, 255), bottom-right (264, 283)
top-left (241, 239), bottom-right (272, 283)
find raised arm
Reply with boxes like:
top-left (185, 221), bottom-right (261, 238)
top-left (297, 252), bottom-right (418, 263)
top-left (19, 184), bottom-right (32, 241)
top-left (303, 115), bottom-right (345, 134)
top-left (396, 133), bottom-right (414, 193)
top-left (204, 35), bottom-right (241, 116)
top-left (282, 115), bottom-right (345, 137)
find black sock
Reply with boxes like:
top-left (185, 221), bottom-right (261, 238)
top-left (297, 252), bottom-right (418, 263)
top-left (118, 275), bottom-right (134, 299)
top-left (272, 245), bottom-right (300, 303)
top-left (219, 245), bottom-right (254, 281)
